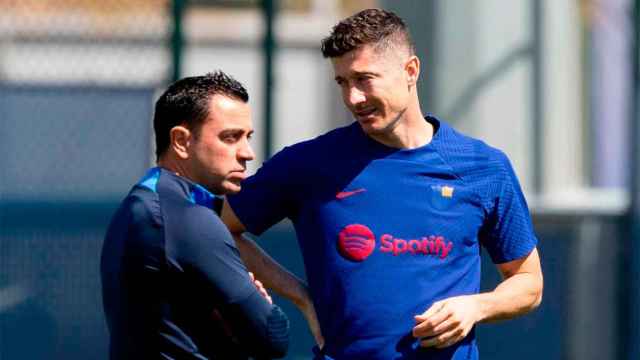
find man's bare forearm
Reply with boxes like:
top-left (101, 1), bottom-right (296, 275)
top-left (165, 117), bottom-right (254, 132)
top-left (233, 232), bottom-right (325, 346)
top-left (221, 200), bottom-right (324, 345)
top-left (232, 232), bottom-right (308, 308)
top-left (476, 247), bottom-right (543, 323)
top-left (474, 271), bottom-right (543, 323)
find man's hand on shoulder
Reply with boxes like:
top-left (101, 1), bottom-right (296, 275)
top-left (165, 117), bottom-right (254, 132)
top-left (412, 295), bottom-right (480, 349)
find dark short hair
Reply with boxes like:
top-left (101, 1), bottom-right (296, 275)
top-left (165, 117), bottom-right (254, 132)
top-left (153, 71), bottom-right (249, 159)
top-left (321, 8), bottom-right (414, 58)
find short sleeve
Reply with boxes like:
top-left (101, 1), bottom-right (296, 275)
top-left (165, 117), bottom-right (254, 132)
top-left (227, 146), bottom-right (300, 235)
top-left (479, 151), bottom-right (538, 264)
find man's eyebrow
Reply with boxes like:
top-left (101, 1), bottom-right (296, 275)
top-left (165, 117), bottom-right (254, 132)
top-left (354, 71), bottom-right (378, 77)
top-left (335, 71), bottom-right (377, 82)
top-left (219, 128), bottom-right (243, 135)
top-left (220, 128), bottom-right (253, 135)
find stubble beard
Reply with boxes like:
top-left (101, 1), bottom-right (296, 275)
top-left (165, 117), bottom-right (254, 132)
top-left (366, 107), bottom-right (407, 136)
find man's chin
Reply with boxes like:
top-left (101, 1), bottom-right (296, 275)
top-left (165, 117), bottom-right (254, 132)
top-left (222, 181), bottom-right (242, 195)
top-left (359, 120), bottom-right (386, 134)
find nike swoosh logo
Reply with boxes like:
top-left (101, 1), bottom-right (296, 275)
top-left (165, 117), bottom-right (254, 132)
top-left (336, 188), bottom-right (366, 199)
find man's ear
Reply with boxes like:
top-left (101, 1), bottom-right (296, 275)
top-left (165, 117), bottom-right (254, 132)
top-left (405, 55), bottom-right (420, 87)
top-left (169, 125), bottom-right (192, 160)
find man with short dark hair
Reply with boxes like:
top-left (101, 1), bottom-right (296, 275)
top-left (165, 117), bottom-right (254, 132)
top-left (223, 9), bottom-right (543, 360)
top-left (101, 71), bottom-right (289, 360)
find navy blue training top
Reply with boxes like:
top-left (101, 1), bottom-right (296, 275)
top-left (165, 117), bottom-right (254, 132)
top-left (228, 117), bottom-right (537, 360)
top-left (101, 167), bottom-right (289, 360)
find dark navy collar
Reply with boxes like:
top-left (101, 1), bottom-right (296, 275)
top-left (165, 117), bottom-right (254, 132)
top-left (137, 167), bottom-right (223, 212)
top-left (188, 181), bottom-right (219, 210)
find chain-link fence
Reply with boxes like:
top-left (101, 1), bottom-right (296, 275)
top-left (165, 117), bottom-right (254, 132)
top-left (0, 1), bottom-right (355, 358)
top-left (0, 0), bottom-right (171, 86)
top-left (6, 2), bottom-right (630, 360)
top-left (0, 2), bottom-right (171, 359)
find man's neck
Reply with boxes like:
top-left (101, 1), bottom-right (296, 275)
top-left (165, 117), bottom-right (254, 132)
top-left (157, 156), bottom-right (188, 179)
top-left (368, 105), bottom-right (432, 149)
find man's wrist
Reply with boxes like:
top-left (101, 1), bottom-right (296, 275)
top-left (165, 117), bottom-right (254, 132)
top-left (290, 282), bottom-right (311, 310)
top-left (470, 293), bottom-right (492, 324)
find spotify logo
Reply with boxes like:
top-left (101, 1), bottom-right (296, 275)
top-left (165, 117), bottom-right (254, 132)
top-left (337, 224), bottom-right (376, 262)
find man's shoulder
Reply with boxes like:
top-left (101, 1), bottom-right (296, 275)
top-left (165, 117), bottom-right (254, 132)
top-left (103, 185), bottom-right (164, 259)
top-left (437, 120), bottom-right (498, 154)
top-left (165, 203), bottom-right (240, 268)
top-left (111, 167), bottom-right (165, 227)
top-left (435, 119), bottom-right (513, 180)
top-left (276, 122), bottom-right (356, 156)
top-left (253, 123), bottom-right (357, 177)
top-left (117, 185), bottom-right (163, 226)
top-left (162, 196), bottom-right (230, 242)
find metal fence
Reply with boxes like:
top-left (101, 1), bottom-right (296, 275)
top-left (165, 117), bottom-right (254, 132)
top-left (0, 2), bottom-right (168, 359)
top-left (0, 1), bottom-right (639, 360)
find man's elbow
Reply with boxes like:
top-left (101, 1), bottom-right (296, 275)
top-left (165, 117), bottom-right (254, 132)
top-left (512, 273), bottom-right (543, 316)
top-left (256, 306), bottom-right (290, 358)
top-left (261, 335), bottom-right (289, 359)
top-left (528, 275), bottom-right (544, 312)
top-left (533, 284), bottom-right (543, 309)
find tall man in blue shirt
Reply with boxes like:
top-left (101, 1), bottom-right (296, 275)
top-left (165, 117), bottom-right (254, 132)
top-left (101, 71), bottom-right (289, 359)
top-left (222, 8), bottom-right (543, 360)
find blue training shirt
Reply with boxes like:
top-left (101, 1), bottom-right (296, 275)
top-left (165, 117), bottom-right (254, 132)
top-left (227, 117), bottom-right (537, 360)
top-left (101, 167), bottom-right (289, 360)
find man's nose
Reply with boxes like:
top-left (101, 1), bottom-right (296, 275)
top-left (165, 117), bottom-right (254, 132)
top-left (345, 86), bottom-right (366, 107)
top-left (238, 140), bottom-right (255, 161)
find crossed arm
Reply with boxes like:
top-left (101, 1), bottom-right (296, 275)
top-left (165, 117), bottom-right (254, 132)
top-left (412, 247), bottom-right (543, 348)
top-left (220, 199), bottom-right (325, 347)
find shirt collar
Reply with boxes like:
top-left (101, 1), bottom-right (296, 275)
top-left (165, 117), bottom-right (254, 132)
top-left (143, 167), bottom-right (223, 211)
top-left (188, 182), bottom-right (218, 209)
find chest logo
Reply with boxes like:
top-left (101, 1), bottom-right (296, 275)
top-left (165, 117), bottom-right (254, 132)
top-left (337, 224), bottom-right (454, 261)
top-left (441, 185), bottom-right (454, 198)
top-left (337, 224), bottom-right (376, 261)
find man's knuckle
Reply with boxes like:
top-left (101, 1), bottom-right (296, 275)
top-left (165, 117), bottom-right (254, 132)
top-left (425, 320), bottom-right (436, 328)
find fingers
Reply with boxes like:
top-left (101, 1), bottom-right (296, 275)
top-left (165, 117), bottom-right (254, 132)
top-left (415, 302), bottom-right (468, 349)
top-left (257, 281), bottom-right (272, 303)
top-left (417, 300), bottom-right (445, 320)
top-left (412, 302), bottom-right (450, 338)
top-left (425, 316), bottom-right (458, 338)
top-left (248, 272), bottom-right (273, 304)
top-left (419, 326), bottom-right (465, 349)
top-left (255, 280), bottom-right (272, 304)
top-left (413, 295), bottom-right (478, 349)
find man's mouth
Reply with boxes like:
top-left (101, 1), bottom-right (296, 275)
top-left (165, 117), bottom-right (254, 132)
top-left (229, 170), bottom-right (246, 181)
top-left (354, 106), bottom-right (377, 119)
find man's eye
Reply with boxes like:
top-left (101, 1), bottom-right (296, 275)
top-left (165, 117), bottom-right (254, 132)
top-left (223, 135), bottom-right (237, 143)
